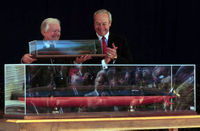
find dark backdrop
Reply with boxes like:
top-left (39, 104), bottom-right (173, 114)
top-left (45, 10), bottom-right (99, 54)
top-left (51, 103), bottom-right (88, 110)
top-left (0, 0), bottom-right (200, 112)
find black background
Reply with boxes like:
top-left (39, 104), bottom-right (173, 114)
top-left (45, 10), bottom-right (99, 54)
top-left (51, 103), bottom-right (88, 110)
top-left (0, 0), bottom-right (200, 112)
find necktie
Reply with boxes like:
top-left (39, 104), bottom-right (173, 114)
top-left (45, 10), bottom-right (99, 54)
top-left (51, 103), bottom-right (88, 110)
top-left (102, 36), bottom-right (107, 54)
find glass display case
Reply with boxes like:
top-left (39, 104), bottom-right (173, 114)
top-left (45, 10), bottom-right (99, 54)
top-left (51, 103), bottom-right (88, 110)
top-left (29, 40), bottom-right (105, 58)
top-left (4, 64), bottom-right (196, 115)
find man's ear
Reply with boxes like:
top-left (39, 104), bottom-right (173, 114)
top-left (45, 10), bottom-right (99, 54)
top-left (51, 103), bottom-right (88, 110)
top-left (109, 21), bottom-right (112, 27)
top-left (41, 29), bottom-right (45, 36)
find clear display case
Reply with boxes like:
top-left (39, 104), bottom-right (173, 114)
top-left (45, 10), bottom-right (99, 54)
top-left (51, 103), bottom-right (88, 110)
top-left (4, 64), bottom-right (196, 116)
top-left (29, 40), bottom-right (105, 58)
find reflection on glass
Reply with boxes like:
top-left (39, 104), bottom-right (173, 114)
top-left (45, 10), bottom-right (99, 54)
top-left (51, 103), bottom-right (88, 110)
top-left (29, 40), bottom-right (103, 57)
top-left (4, 64), bottom-right (195, 115)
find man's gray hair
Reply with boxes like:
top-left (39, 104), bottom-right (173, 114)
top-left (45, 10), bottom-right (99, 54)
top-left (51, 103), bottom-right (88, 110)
top-left (93, 9), bottom-right (112, 23)
top-left (41, 18), bottom-right (60, 32)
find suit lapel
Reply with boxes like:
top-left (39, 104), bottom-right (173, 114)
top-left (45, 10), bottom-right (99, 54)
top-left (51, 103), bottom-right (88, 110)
top-left (107, 33), bottom-right (113, 48)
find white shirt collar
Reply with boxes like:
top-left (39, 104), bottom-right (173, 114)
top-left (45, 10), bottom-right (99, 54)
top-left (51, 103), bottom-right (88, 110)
top-left (96, 32), bottom-right (109, 41)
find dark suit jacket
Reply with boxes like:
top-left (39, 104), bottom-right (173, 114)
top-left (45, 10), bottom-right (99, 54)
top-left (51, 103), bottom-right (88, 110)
top-left (84, 33), bottom-right (133, 64)
top-left (32, 57), bottom-right (74, 64)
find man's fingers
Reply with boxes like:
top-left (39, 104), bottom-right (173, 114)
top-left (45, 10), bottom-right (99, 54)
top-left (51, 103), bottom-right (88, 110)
top-left (112, 43), bottom-right (118, 50)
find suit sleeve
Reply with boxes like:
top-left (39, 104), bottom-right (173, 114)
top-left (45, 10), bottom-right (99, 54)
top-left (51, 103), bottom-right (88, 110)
top-left (114, 35), bottom-right (133, 64)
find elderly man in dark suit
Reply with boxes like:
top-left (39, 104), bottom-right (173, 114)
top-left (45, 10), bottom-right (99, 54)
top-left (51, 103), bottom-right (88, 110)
top-left (90, 9), bottom-right (133, 64)
top-left (21, 18), bottom-right (91, 64)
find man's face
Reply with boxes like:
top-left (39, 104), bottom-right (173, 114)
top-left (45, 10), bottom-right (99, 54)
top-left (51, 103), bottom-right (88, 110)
top-left (95, 73), bottom-right (104, 86)
top-left (42, 23), bottom-right (61, 40)
top-left (94, 13), bottom-right (111, 36)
